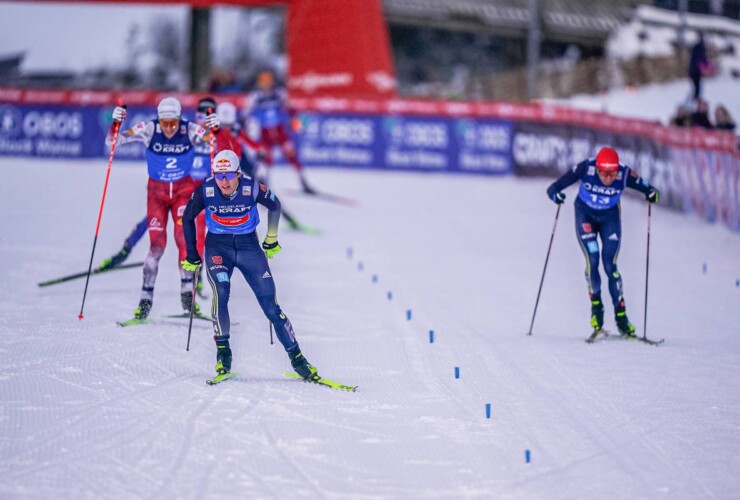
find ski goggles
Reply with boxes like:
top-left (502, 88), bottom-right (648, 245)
top-left (159, 118), bottom-right (179, 128)
top-left (195, 112), bottom-right (208, 123)
top-left (597, 169), bottom-right (619, 180)
top-left (214, 172), bottom-right (238, 181)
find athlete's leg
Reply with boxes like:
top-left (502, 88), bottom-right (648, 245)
top-left (205, 243), bottom-right (236, 373)
top-left (172, 178), bottom-right (196, 296)
top-left (575, 204), bottom-right (601, 297)
top-left (260, 128), bottom-right (274, 167)
top-left (141, 180), bottom-right (169, 303)
top-left (125, 216), bottom-right (149, 250)
top-left (276, 125), bottom-right (313, 192)
top-left (234, 234), bottom-right (298, 353)
top-left (575, 203), bottom-right (605, 329)
top-left (205, 245), bottom-right (236, 342)
top-left (599, 210), bottom-right (624, 309)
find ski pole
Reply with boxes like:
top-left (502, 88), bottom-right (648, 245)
top-left (527, 204), bottom-right (561, 336)
top-left (269, 322), bottom-right (274, 345)
top-left (186, 265), bottom-right (201, 352)
top-left (642, 203), bottom-right (652, 341)
top-left (78, 100), bottom-right (126, 320)
top-left (208, 107), bottom-right (216, 170)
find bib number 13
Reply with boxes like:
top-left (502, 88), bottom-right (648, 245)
top-left (590, 194), bottom-right (610, 205)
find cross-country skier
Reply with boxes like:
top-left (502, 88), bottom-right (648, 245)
top-left (546, 146), bottom-right (660, 336)
top-left (107, 97), bottom-right (218, 320)
top-left (180, 149), bottom-right (320, 381)
top-left (100, 97), bottom-right (245, 278)
top-left (220, 99), bottom-right (315, 233)
top-left (243, 70), bottom-right (316, 193)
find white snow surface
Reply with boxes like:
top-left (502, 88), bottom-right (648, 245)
top-left (1, 158), bottom-right (739, 499)
top-left (555, 74), bottom-right (740, 126)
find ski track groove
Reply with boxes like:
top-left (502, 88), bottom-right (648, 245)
top-left (261, 422), bottom-right (329, 499)
top-left (148, 397), bottom-right (215, 500)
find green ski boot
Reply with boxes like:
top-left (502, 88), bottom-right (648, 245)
top-left (615, 305), bottom-right (636, 336)
top-left (134, 299), bottom-right (152, 320)
top-left (180, 291), bottom-right (200, 315)
top-left (99, 246), bottom-right (130, 271)
top-left (590, 295), bottom-right (604, 331)
top-left (289, 348), bottom-right (319, 381)
top-left (215, 341), bottom-right (232, 375)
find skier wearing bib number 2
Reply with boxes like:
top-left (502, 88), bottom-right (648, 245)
top-left (106, 97), bottom-right (219, 320)
top-left (546, 147), bottom-right (659, 336)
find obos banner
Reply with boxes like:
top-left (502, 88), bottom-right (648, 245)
top-left (296, 112), bottom-right (513, 175)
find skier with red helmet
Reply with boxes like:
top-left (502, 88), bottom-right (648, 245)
top-left (546, 147), bottom-right (660, 337)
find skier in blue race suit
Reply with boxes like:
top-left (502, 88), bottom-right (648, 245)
top-left (181, 149), bottom-right (319, 381)
top-left (546, 147), bottom-right (659, 336)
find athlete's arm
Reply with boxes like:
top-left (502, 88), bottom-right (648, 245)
top-left (187, 122), bottom-right (210, 147)
top-left (183, 187), bottom-right (206, 259)
top-left (106, 120), bottom-right (154, 147)
top-left (255, 179), bottom-right (281, 237)
top-left (625, 167), bottom-right (653, 195)
top-left (546, 160), bottom-right (588, 199)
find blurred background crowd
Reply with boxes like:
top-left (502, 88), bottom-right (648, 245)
top-left (0, 0), bottom-right (738, 137)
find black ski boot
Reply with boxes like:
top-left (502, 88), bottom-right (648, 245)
top-left (134, 298), bottom-right (152, 320)
top-left (215, 341), bottom-right (232, 375)
top-left (300, 177), bottom-right (317, 195)
top-left (180, 291), bottom-right (200, 315)
top-left (196, 268), bottom-right (207, 299)
top-left (615, 304), bottom-right (636, 336)
top-left (590, 295), bottom-right (604, 331)
top-left (288, 348), bottom-right (319, 381)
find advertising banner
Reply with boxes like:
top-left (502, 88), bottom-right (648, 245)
top-left (295, 112), bottom-right (513, 175)
top-left (0, 89), bottom-right (736, 230)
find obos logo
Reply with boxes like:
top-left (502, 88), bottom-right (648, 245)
top-left (22, 111), bottom-right (83, 138)
top-left (384, 117), bottom-right (447, 148)
top-left (0, 105), bottom-right (22, 137)
top-left (321, 118), bottom-right (373, 145)
top-left (404, 121), bottom-right (448, 149)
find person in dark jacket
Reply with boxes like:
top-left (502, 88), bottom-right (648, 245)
top-left (546, 147), bottom-right (659, 337)
top-left (714, 105), bottom-right (736, 132)
top-left (688, 33), bottom-right (712, 100)
top-left (690, 99), bottom-right (714, 129)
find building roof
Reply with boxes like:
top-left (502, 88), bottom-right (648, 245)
top-left (384, 0), bottom-right (637, 45)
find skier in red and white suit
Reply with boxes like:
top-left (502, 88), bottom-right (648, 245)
top-left (106, 97), bottom-right (219, 320)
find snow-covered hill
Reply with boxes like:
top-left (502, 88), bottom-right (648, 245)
top-left (1, 158), bottom-right (738, 499)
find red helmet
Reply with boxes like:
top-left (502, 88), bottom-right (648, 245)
top-left (596, 147), bottom-right (619, 172)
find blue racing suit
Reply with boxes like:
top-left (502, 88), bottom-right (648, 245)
top-left (182, 175), bottom-right (299, 353)
top-left (547, 158), bottom-right (655, 308)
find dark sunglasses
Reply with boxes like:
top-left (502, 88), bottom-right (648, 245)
top-left (195, 112), bottom-right (208, 122)
top-left (214, 172), bottom-right (238, 181)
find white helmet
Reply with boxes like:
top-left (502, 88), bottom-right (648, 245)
top-left (212, 150), bottom-right (240, 173)
top-left (157, 97), bottom-right (182, 120)
top-left (216, 102), bottom-right (237, 127)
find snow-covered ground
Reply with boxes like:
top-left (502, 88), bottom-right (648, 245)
top-left (1, 157), bottom-right (738, 499)
top-left (557, 74), bottom-right (740, 127)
